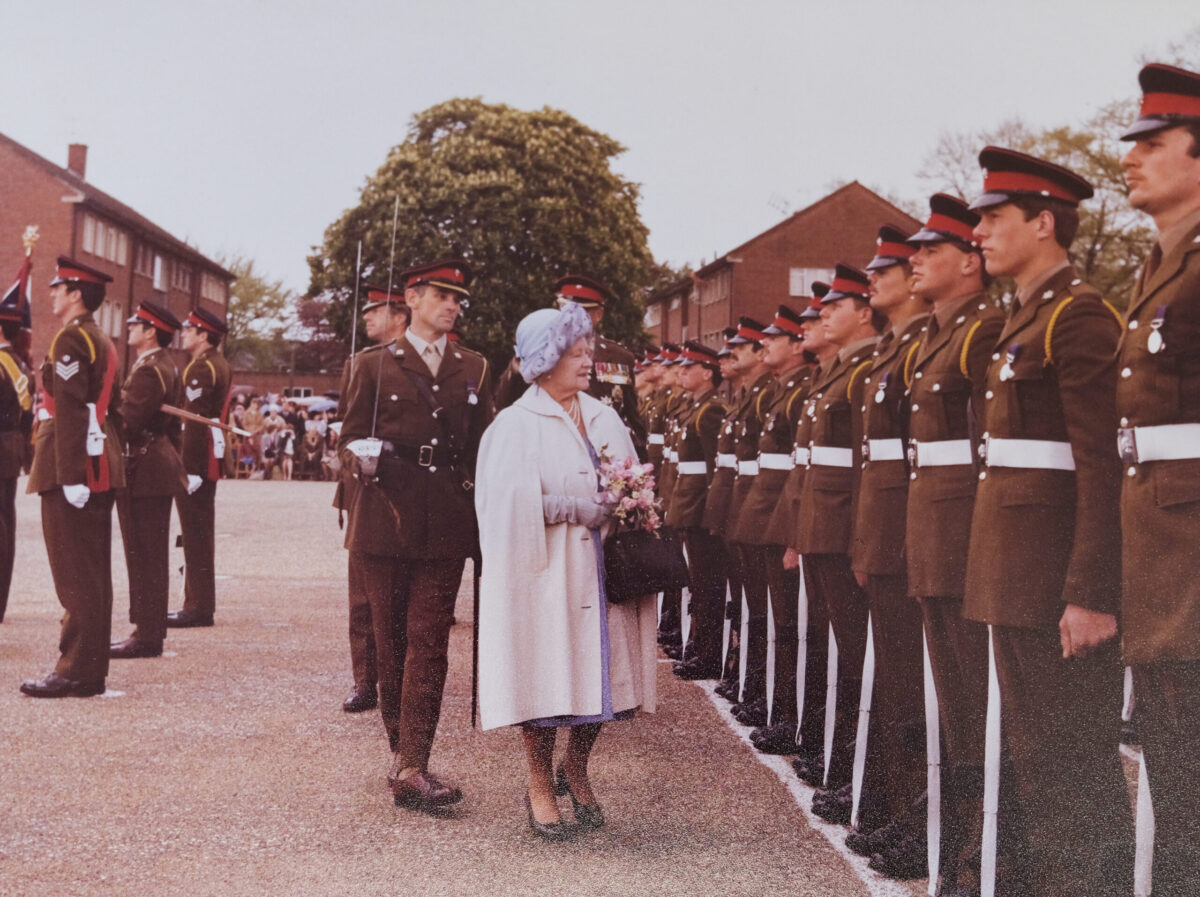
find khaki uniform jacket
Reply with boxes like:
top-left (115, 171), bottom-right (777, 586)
top-left (117, 348), bottom-right (187, 498)
top-left (0, 344), bottom-right (33, 479)
top-left (27, 313), bottom-right (125, 494)
top-left (656, 390), bottom-right (692, 517)
top-left (338, 334), bottom-right (493, 559)
top-left (905, 294), bottom-right (1005, 598)
top-left (766, 363), bottom-right (824, 548)
top-left (1118, 217), bottom-right (1200, 663)
top-left (850, 316), bottom-right (928, 576)
top-left (724, 371), bottom-right (777, 543)
top-left (733, 367), bottom-right (810, 546)
top-left (180, 346), bottom-right (233, 480)
top-left (591, 336), bottom-right (646, 457)
top-left (963, 266), bottom-right (1123, 630)
top-left (645, 386), bottom-right (672, 474)
top-left (794, 340), bottom-right (877, 555)
top-left (665, 388), bottom-right (727, 530)
top-left (702, 383), bottom-right (749, 536)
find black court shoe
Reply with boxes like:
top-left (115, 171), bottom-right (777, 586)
top-left (554, 766), bottom-right (604, 830)
top-left (525, 792), bottom-right (576, 842)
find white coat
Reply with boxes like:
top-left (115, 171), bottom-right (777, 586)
top-left (475, 385), bottom-right (658, 731)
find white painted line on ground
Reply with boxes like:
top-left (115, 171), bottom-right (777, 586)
top-left (99, 690), bottom-right (125, 699)
top-left (163, 651), bottom-right (179, 658)
top-left (695, 678), bottom-right (915, 897)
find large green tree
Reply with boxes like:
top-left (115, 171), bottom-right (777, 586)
top-left (308, 98), bottom-right (654, 368)
top-left (220, 254), bottom-right (296, 369)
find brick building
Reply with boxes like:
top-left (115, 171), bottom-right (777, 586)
top-left (644, 182), bottom-right (923, 348)
top-left (0, 133), bottom-right (234, 370)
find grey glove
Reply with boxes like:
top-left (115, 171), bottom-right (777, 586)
top-left (542, 494), bottom-right (613, 529)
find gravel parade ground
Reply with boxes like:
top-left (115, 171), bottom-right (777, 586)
top-left (0, 480), bottom-right (927, 897)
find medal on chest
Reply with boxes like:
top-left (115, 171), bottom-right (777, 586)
top-left (999, 343), bottom-right (1021, 382)
top-left (1148, 305), bottom-right (1166, 355)
top-left (874, 372), bottom-right (890, 405)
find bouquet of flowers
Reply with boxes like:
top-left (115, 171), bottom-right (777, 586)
top-left (597, 448), bottom-right (662, 534)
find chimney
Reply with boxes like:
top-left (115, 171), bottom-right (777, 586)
top-left (67, 144), bottom-right (87, 179)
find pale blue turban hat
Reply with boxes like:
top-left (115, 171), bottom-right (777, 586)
top-left (514, 302), bottom-right (594, 383)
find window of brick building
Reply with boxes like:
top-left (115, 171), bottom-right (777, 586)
top-left (135, 244), bottom-right (155, 278)
top-left (153, 255), bottom-right (165, 291)
top-left (200, 273), bottom-right (227, 305)
top-left (80, 213), bottom-right (126, 265)
top-left (790, 267), bottom-right (835, 297)
top-left (171, 261), bottom-right (192, 293)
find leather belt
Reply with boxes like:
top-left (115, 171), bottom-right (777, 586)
top-left (648, 433), bottom-right (665, 445)
top-left (715, 453), bottom-right (737, 469)
top-left (909, 439), bottom-right (973, 468)
top-left (863, 438), bottom-right (904, 462)
top-left (793, 446), bottom-right (811, 466)
top-left (1118, 423), bottom-right (1200, 464)
top-left (980, 436), bottom-right (1075, 471)
top-left (809, 445), bottom-right (853, 468)
top-left (676, 461), bottom-right (707, 475)
top-left (381, 442), bottom-right (454, 468)
top-left (737, 460), bottom-right (759, 476)
top-left (759, 452), bottom-right (794, 471)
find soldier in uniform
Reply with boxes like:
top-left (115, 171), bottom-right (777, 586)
top-left (339, 258), bottom-right (493, 812)
top-left (964, 147), bottom-right (1133, 896)
top-left (337, 285), bottom-right (411, 713)
top-left (903, 193), bottom-right (1010, 895)
top-left (168, 308), bottom-right (232, 629)
top-left (635, 345), bottom-right (661, 412)
top-left (847, 227), bottom-right (930, 874)
top-left (795, 264), bottom-right (880, 822)
top-left (666, 342), bottom-right (728, 680)
top-left (708, 321), bottom-right (768, 701)
top-left (731, 305), bottom-right (811, 754)
top-left (657, 350), bottom-right (693, 660)
top-left (110, 302), bottom-right (187, 659)
top-left (1116, 63), bottom-right (1200, 897)
top-left (775, 293), bottom-right (838, 782)
top-left (0, 289), bottom-right (33, 624)
top-left (20, 258), bottom-right (124, 698)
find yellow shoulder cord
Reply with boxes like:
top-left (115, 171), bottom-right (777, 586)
top-left (846, 360), bottom-right (873, 400)
top-left (154, 366), bottom-right (166, 393)
top-left (205, 360), bottom-right (216, 381)
top-left (959, 322), bottom-right (983, 379)
top-left (1044, 295), bottom-right (1076, 366)
top-left (1101, 299), bottom-right (1125, 329)
top-left (784, 383), bottom-right (806, 420)
top-left (755, 388), bottom-right (770, 421)
top-left (0, 352), bottom-right (31, 411)
top-left (49, 326), bottom-right (97, 364)
top-left (903, 341), bottom-right (922, 388)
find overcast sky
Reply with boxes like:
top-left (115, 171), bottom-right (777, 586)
top-left (0, 1), bottom-right (1193, 293)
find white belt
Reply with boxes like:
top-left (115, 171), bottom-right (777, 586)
top-left (648, 433), bottom-right (665, 445)
top-left (1118, 423), bottom-right (1200, 464)
top-left (666, 449), bottom-right (678, 463)
top-left (759, 452), bottom-right (794, 471)
top-left (737, 460), bottom-right (759, 476)
top-left (910, 439), bottom-right (973, 468)
top-left (982, 436), bottom-right (1075, 471)
top-left (676, 461), bottom-right (708, 475)
top-left (809, 445), bottom-right (853, 468)
top-left (793, 446), bottom-right (811, 466)
top-left (716, 453), bottom-right (737, 469)
top-left (865, 438), bottom-right (904, 462)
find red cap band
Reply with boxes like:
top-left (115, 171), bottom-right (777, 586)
top-left (407, 266), bottom-right (466, 288)
top-left (736, 323), bottom-right (766, 341)
top-left (1140, 92), bottom-right (1200, 118)
top-left (926, 213), bottom-right (977, 243)
top-left (682, 347), bottom-right (715, 364)
top-left (186, 311), bottom-right (220, 334)
top-left (55, 265), bottom-right (106, 285)
top-left (136, 307), bottom-right (174, 331)
top-left (831, 275), bottom-right (867, 295)
top-left (982, 170), bottom-right (1077, 203)
top-left (772, 313), bottom-right (804, 336)
top-left (875, 240), bottom-right (915, 260)
top-left (559, 282), bottom-right (606, 305)
top-left (366, 289), bottom-right (401, 303)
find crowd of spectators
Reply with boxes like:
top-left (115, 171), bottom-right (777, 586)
top-left (224, 394), bottom-right (341, 481)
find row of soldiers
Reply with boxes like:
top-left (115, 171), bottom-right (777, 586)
top-left (636, 62), bottom-right (1200, 897)
top-left (11, 256), bottom-right (232, 696)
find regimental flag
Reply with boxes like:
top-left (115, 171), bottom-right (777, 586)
top-left (0, 255), bottom-right (32, 328)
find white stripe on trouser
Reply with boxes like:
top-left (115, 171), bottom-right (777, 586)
top-left (981, 626), bottom-right (1001, 897)
top-left (795, 557), bottom-right (808, 747)
top-left (823, 623), bottom-right (839, 787)
top-left (721, 578), bottom-right (733, 676)
top-left (679, 540), bottom-right (692, 662)
top-left (1135, 750), bottom-right (1155, 897)
top-left (851, 614), bottom-right (876, 830)
top-left (766, 586), bottom-right (777, 726)
top-left (1123, 665), bottom-right (1135, 722)
top-left (738, 589), bottom-right (750, 703)
top-left (924, 628), bottom-right (942, 895)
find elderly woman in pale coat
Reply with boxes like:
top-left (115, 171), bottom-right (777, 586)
top-left (475, 302), bottom-right (657, 841)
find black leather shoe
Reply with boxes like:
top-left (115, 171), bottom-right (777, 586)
top-left (846, 819), bottom-right (903, 857)
top-left (812, 783), bottom-right (853, 824)
top-left (751, 723), bottom-right (802, 755)
top-left (732, 697), bottom-right (768, 727)
top-left (869, 831), bottom-right (928, 880)
top-left (19, 673), bottom-right (105, 698)
top-left (554, 766), bottom-right (604, 829)
top-left (166, 611), bottom-right (214, 628)
top-left (342, 685), bottom-right (378, 713)
top-left (109, 637), bottom-right (163, 659)
top-left (662, 642), bottom-right (684, 660)
top-left (792, 752), bottom-right (826, 785)
top-left (390, 769), bottom-right (462, 811)
top-left (525, 793), bottom-right (576, 841)
top-left (673, 658), bottom-right (721, 680)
